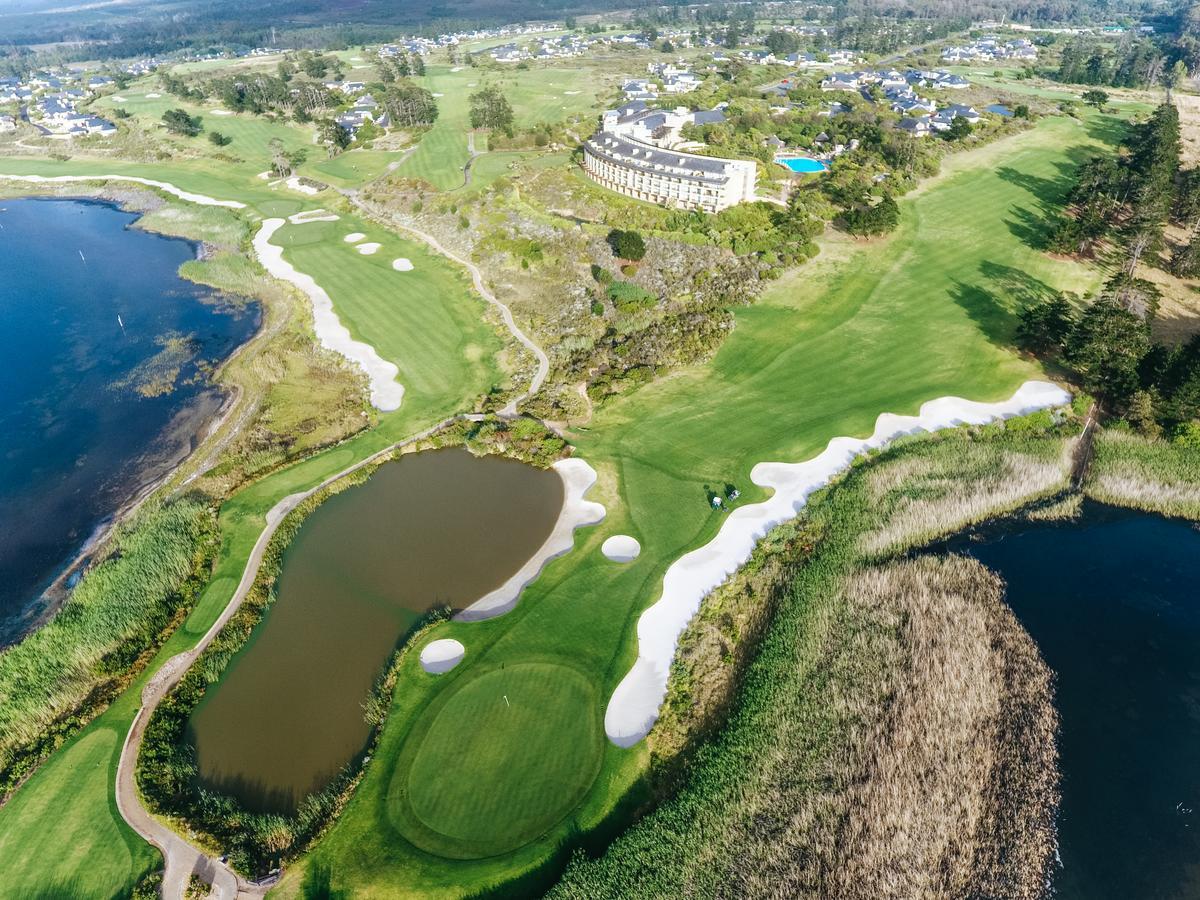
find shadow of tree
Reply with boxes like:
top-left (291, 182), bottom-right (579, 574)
top-left (1085, 113), bottom-right (1132, 148)
top-left (1005, 205), bottom-right (1058, 251)
top-left (949, 263), bottom-right (1061, 347)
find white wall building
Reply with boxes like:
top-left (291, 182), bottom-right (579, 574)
top-left (583, 103), bottom-right (757, 213)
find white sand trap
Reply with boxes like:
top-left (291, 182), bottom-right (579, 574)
top-left (420, 639), bottom-right (465, 674)
top-left (432, 92), bottom-right (444, 97)
top-left (564, 90), bottom-right (581, 95)
top-left (392, 258), bottom-right (413, 271)
top-left (352, 65), bottom-right (369, 70)
top-left (468, 82), bottom-right (477, 87)
top-left (603, 380), bottom-right (1072, 748)
top-left (0, 174), bottom-right (243, 208)
top-left (256, 170), bottom-right (272, 180)
top-left (458, 458), bottom-right (605, 621)
top-left (285, 176), bottom-right (321, 195)
top-left (602, 535), bottom-right (641, 563)
top-left (287, 208), bottom-right (339, 224)
top-left (113, 95), bottom-right (127, 102)
top-left (211, 109), bottom-right (233, 116)
top-left (344, 232), bottom-right (366, 243)
top-left (356, 242), bottom-right (381, 255)
top-left (350, 56), bottom-right (364, 61)
top-left (252, 219), bottom-right (404, 411)
top-left (451, 66), bottom-right (464, 72)
top-left (146, 92), bottom-right (161, 98)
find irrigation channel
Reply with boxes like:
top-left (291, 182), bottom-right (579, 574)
top-left (188, 447), bottom-right (566, 814)
top-left (936, 504), bottom-right (1200, 900)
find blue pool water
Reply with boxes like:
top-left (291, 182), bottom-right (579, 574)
top-left (0, 198), bottom-right (258, 639)
top-left (777, 156), bottom-right (829, 174)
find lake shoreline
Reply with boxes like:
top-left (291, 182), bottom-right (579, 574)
top-left (0, 191), bottom-right (261, 646)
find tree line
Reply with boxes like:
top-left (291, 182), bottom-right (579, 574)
top-left (1022, 101), bottom-right (1200, 443)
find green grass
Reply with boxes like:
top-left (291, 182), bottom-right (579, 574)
top-left (395, 663), bottom-right (602, 859)
top-left (0, 106), bottom-right (1118, 900)
top-left (274, 114), bottom-right (1113, 898)
top-left (398, 65), bottom-right (604, 190)
top-left (0, 726), bottom-right (155, 900)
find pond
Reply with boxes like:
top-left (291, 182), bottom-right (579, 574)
top-left (187, 447), bottom-right (566, 814)
top-left (944, 504), bottom-right (1200, 899)
top-left (0, 197), bottom-right (258, 642)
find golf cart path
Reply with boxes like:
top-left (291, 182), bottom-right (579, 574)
top-left (116, 414), bottom-right (483, 899)
top-left (338, 187), bottom-right (550, 416)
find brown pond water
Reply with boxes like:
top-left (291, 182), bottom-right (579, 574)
top-left (187, 447), bottom-right (565, 814)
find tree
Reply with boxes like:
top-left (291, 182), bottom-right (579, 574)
top-left (161, 108), bottom-right (201, 136)
top-left (412, 54), bottom-right (426, 77)
top-left (207, 131), bottom-right (231, 146)
top-left (944, 116), bottom-right (972, 141)
top-left (841, 196), bottom-right (900, 237)
top-left (1064, 295), bottom-right (1151, 403)
top-left (607, 229), bottom-right (647, 261)
top-left (1082, 88), bottom-right (1109, 110)
top-left (382, 81), bottom-right (439, 127)
top-left (469, 86), bottom-right (514, 136)
top-left (1014, 104), bottom-right (1031, 119)
top-left (1017, 294), bottom-right (1076, 355)
top-left (267, 137), bottom-right (307, 176)
top-left (764, 30), bottom-right (801, 57)
top-left (320, 120), bottom-right (351, 155)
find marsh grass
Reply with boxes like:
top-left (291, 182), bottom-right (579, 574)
top-left (0, 499), bottom-right (216, 798)
top-left (551, 422), bottom-right (1070, 899)
top-left (1087, 429), bottom-right (1200, 519)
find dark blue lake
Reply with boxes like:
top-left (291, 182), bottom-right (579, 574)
top-left (947, 506), bottom-right (1200, 900)
top-left (0, 197), bottom-right (258, 641)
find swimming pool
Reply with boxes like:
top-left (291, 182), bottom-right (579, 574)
top-left (777, 156), bottom-right (829, 174)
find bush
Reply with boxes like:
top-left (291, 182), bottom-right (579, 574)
top-left (607, 280), bottom-right (657, 313)
top-left (208, 131), bottom-right (232, 146)
top-left (162, 108), bottom-right (202, 136)
top-left (607, 228), bottom-right (647, 261)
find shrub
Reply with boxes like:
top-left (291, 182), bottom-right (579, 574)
top-left (208, 131), bottom-right (232, 146)
top-left (607, 280), bottom-right (657, 313)
top-left (607, 228), bottom-right (647, 261)
top-left (161, 108), bottom-right (202, 136)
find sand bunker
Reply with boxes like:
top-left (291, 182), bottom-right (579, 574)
top-left (603, 380), bottom-right (1072, 748)
top-left (344, 232), bottom-right (366, 242)
top-left (287, 208), bottom-right (339, 224)
top-left (432, 92), bottom-right (444, 97)
top-left (252, 218), bottom-right (403, 411)
top-left (0, 174), bottom-right (243, 208)
top-left (564, 90), bottom-right (582, 95)
top-left (356, 242), bottom-right (381, 255)
top-left (211, 109), bottom-right (233, 116)
top-left (146, 92), bottom-right (161, 98)
top-left (420, 639), bottom-right (465, 674)
top-left (392, 258), bottom-right (413, 271)
top-left (451, 66), bottom-right (464, 72)
top-left (286, 176), bottom-right (320, 195)
top-left (256, 171), bottom-right (271, 180)
top-left (601, 535), bottom-right (641, 563)
top-left (113, 96), bottom-right (127, 102)
top-left (458, 458), bottom-right (605, 621)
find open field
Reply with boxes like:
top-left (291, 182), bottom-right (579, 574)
top-left (273, 113), bottom-right (1112, 897)
top-left (397, 64), bottom-right (607, 190)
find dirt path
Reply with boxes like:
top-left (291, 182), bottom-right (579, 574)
top-left (116, 413), bottom-right (484, 899)
top-left (337, 188), bottom-right (550, 416)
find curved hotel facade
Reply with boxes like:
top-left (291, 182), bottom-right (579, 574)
top-left (583, 103), bottom-right (757, 213)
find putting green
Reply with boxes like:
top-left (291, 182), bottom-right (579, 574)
top-left (392, 663), bottom-right (602, 859)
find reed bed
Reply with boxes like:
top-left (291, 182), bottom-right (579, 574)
top-left (1087, 429), bottom-right (1200, 519)
top-left (0, 499), bottom-right (216, 797)
top-left (550, 423), bottom-right (1069, 900)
